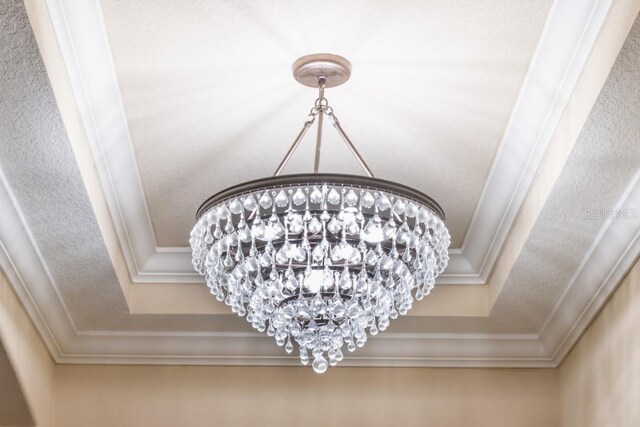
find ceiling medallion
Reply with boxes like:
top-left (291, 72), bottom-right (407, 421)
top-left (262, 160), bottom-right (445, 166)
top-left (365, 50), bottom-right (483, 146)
top-left (191, 54), bottom-right (450, 373)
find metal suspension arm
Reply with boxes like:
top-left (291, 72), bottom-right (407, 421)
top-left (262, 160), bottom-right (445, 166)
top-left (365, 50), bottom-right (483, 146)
top-left (313, 109), bottom-right (324, 173)
top-left (313, 76), bottom-right (326, 173)
top-left (328, 114), bottom-right (374, 177)
top-left (273, 117), bottom-right (315, 176)
top-left (273, 74), bottom-right (375, 178)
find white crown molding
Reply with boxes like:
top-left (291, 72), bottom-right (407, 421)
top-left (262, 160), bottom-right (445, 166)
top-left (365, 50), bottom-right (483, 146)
top-left (541, 171), bottom-right (640, 364)
top-left (0, 168), bottom-right (66, 362)
top-left (42, 0), bottom-right (616, 286)
top-left (460, 0), bottom-right (615, 280)
top-left (55, 333), bottom-right (553, 368)
top-left (42, 0), bottom-right (157, 283)
top-left (2, 157), bottom-right (639, 366)
top-left (0, 159), bottom-right (549, 366)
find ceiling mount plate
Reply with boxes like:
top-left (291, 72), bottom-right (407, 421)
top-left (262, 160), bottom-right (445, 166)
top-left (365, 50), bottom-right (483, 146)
top-left (292, 54), bottom-right (352, 88)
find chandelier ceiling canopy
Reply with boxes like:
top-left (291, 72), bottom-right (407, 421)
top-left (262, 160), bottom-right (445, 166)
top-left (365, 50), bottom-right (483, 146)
top-left (190, 54), bottom-right (450, 373)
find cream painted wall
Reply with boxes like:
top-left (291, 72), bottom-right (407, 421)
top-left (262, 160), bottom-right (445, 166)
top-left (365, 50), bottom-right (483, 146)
top-left (0, 271), bottom-right (55, 427)
top-left (560, 256), bottom-right (640, 427)
top-left (54, 365), bottom-right (558, 427)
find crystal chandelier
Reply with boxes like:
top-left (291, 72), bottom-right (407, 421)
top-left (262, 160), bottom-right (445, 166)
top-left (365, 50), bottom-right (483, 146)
top-left (190, 54), bottom-right (450, 373)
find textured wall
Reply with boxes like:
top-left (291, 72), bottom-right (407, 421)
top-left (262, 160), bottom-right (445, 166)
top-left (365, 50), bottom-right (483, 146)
top-left (54, 365), bottom-right (559, 427)
top-left (0, 4), bottom-right (56, 424)
top-left (560, 257), bottom-right (640, 427)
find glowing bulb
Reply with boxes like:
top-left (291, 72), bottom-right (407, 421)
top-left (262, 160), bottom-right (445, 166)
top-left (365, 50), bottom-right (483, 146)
top-left (304, 270), bottom-right (323, 293)
top-left (304, 269), bottom-right (333, 293)
top-left (361, 223), bottom-right (384, 243)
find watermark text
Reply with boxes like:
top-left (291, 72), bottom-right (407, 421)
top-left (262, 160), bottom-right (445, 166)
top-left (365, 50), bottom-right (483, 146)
top-left (584, 208), bottom-right (639, 220)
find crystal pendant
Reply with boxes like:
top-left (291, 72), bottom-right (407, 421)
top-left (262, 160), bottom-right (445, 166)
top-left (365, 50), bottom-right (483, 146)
top-left (327, 188), bottom-right (341, 205)
top-left (259, 192), bottom-right (272, 209)
top-left (361, 191), bottom-right (375, 208)
top-left (292, 188), bottom-right (306, 205)
top-left (308, 217), bottom-right (322, 234)
top-left (310, 187), bottom-right (323, 204)
top-left (275, 190), bottom-right (289, 207)
top-left (312, 355), bottom-right (328, 374)
top-left (244, 196), bottom-right (258, 211)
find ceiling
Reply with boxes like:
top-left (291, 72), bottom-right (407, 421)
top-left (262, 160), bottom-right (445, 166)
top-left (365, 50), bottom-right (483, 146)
top-left (0, 0), bottom-right (638, 368)
top-left (100, 0), bottom-right (551, 248)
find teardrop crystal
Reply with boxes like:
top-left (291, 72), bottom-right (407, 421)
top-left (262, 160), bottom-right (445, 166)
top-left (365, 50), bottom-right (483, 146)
top-left (310, 187), bottom-right (323, 204)
top-left (259, 192), bottom-right (272, 209)
top-left (243, 196), bottom-right (258, 211)
top-left (361, 191), bottom-right (375, 208)
top-left (308, 217), bottom-right (322, 234)
top-left (312, 355), bottom-right (328, 374)
top-left (345, 190), bottom-right (358, 207)
top-left (229, 199), bottom-right (243, 215)
top-left (393, 199), bottom-right (406, 216)
top-left (406, 202), bottom-right (418, 217)
top-left (292, 188), bottom-right (306, 206)
top-left (275, 190), bottom-right (289, 207)
top-left (327, 188), bottom-right (341, 205)
top-left (327, 217), bottom-right (341, 234)
top-left (312, 245), bottom-right (325, 262)
top-left (377, 195), bottom-right (391, 211)
top-left (288, 215), bottom-right (304, 234)
top-left (238, 227), bottom-right (252, 243)
top-left (365, 250), bottom-right (378, 266)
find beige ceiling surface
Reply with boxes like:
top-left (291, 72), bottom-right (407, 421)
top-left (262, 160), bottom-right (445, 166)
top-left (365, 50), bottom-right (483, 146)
top-left (100, 0), bottom-right (552, 248)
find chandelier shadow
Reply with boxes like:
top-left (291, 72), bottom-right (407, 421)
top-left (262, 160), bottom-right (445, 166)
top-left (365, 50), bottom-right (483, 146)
top-left (190, 54), bottom-right (450, 373)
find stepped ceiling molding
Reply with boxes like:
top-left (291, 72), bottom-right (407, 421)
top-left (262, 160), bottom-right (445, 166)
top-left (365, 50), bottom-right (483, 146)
top-left (0, 0), bottom-right (638, 367)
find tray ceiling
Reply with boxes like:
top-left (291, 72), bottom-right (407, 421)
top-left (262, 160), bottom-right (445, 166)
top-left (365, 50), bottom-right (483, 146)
top-left (100, 0), bottom-right (552, 248)
top-left (0, 0), bottom-right (638, 367)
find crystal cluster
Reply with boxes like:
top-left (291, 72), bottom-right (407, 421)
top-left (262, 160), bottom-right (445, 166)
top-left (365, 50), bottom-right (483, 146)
top-left (190, 184), bottom-right (450, 373)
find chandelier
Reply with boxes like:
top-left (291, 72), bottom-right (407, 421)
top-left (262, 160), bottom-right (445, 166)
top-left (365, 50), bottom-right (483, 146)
top-left (190, 54), bottom-right (450, 373)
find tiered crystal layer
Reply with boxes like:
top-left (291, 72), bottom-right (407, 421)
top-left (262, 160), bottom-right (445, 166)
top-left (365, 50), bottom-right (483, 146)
top-left (190, 183), bottom-right (450, 373)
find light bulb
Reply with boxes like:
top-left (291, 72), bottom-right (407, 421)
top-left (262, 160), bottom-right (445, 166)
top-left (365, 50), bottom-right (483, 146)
top-left (304, 269), bottom-right (326, 293)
